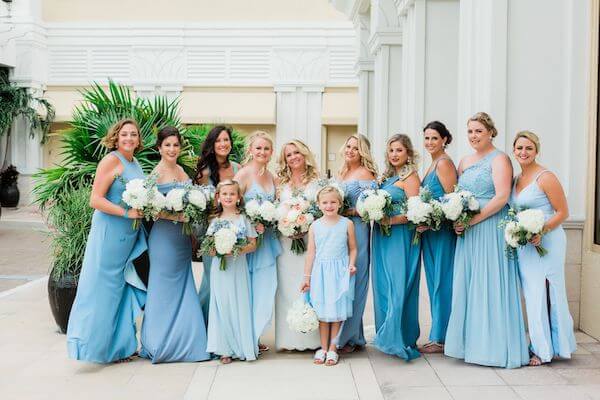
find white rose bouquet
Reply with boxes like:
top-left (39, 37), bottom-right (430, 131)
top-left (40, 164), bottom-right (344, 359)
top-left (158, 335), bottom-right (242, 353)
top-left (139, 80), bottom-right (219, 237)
top-left (501, 208), bottom-right (548, 257)
top-left (244, 195), bottom-right (278, 247)
top-left (356, 189), bottom-right (395, 236)
top-left (200, 219), bottom-right (249, 270)
top-left (286, 294), bottom-right (319, 334)
top-left (121, 174), bottom-right (165, 229)
top-left (180, 184), bottom-right (213, 235)
top-left (440, 188), bottom-right (480, 233)
top-left (402, 187), bottom-right (445, 245)
top-left (277, 195), bottom-right (315, 255)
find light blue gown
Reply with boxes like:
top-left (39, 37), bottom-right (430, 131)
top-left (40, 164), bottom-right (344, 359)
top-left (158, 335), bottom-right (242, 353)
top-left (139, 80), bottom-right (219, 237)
top-left (421, 159), bottom-right (456, 343)
top-left (67, 151), bottom-right (147, 363)
top-left (245, 181), bottom-right (282, 341)
top-left (309, 217), bottom-right (355, 323)
top-left (511, 170), bottom-right (576, 362)
top-left (444, 149), bottom-right (529, 368)
top-left (206, 215), bottom-right (258, 361)
top-left (140, 180), bottom-right (210, 363)
top-left (337, 179), bottom-right (376, 349)
top-left (372, 176), bottom-right (421, 360)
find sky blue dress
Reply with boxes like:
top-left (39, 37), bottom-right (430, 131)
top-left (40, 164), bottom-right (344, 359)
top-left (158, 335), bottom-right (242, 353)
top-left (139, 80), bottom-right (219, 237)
top-left (421, 159), bottom-right (456, 343)
top-left (309, 217), bottom-right (354, 323)
top-left (245, 180), bottom-right (282, 341)
top-left (67, 151), bottom-right (147, 363)
top-left (444, 149), bottom-right (529, 368)
top-left (206, 215), bottom-right (258, 361)
top-left (372, 176), bottom-right (421, 360)
top-left (511, 170), bottom-right (576, 362)
top-left (140, 180), bottom-right (210, 363)
top-left (337, 179), bottom-right (376, 349)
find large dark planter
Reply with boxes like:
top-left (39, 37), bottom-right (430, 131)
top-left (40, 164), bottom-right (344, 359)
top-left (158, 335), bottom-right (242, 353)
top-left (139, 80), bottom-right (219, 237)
top-left (47, 272), bottom-right (78, 334)
top-left (0, 182), bottom-right (19, 207)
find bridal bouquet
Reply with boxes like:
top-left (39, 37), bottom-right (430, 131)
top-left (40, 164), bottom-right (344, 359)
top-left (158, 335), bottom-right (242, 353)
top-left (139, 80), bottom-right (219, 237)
top-left (200, 219), bottom-right (249, 270)
top-left (356, 189), bottom-right (394, 236)
top-left (277, 195), bottom-right (315, 255)
top-left (286, 295), bottom-right (319, 334)
top-left (244, 195), bottom-right (278, 246)
top-left (402, 187), bottom-right (444, 245)
top-left (440, 188), bottom-right (480, 233)
top-left (501, 208), bottom-right (548, 257)
top-left (121, 174), bottom-right (166, 229)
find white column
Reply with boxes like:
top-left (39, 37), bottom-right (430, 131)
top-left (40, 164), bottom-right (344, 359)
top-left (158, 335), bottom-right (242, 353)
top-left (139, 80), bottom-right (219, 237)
top-left (354, 11), bottom-right (375, 139)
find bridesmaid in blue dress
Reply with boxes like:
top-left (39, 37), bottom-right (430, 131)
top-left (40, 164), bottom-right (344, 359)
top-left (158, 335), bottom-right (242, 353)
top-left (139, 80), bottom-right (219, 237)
top-left (67, 118), bottom-right (147, 363)
top-left (372, 134), bottom-right (421, 361)
top-left (418, 122), bottom-right (457, 354)
top-left (511, 131), bottom-right (576, 366)
top-left (234, 130), bottom-right (282, 352)
top-left (336, 134), bottom-right (377, 353)
top-left (444, 112), bottom-right (529, 368)
top-left (195, 125), bottom-right (241, 326)
top-left (140, 127), bottom-right (210, 363)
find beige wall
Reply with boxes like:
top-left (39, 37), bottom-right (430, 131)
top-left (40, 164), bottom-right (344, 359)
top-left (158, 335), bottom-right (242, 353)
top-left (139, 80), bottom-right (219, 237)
top-left (325, 125), bottom-right (355, 177)
top-left (42, 0), bottom-right (346, 22)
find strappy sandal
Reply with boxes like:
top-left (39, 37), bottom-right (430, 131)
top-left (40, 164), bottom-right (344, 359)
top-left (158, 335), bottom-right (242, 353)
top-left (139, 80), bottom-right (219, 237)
top-left (258, 343), bottom-right (270, 353)
top-left (529, 355), bottom-right (542, 367)
top-left (313, 349), bottom-right (326, 365)
top-left (419, 342), bottom-right (444, 354)
top-left (325, 351), bottom-right (339, 366)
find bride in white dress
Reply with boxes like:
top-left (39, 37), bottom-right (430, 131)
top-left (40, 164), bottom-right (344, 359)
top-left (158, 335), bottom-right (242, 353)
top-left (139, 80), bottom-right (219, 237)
top-left (275, 140), bottom-right (321, 351)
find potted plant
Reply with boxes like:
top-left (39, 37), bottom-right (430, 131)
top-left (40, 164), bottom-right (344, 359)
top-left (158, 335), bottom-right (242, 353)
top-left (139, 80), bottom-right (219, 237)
top-left (46, 186), bottom-right (93, 333)
top-left (0, 164), bottom-right (19, 207)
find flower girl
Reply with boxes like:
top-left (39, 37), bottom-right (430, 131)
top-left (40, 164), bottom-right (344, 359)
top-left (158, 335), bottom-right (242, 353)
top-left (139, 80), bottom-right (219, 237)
top-left (300, 186), bottom-right (357, 366)
top-left (204, 180), bottom-right (259, 364)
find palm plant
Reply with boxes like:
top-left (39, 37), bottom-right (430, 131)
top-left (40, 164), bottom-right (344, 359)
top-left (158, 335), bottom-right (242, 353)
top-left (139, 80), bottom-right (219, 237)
top-left (185, 124), bottom-right (247, 164)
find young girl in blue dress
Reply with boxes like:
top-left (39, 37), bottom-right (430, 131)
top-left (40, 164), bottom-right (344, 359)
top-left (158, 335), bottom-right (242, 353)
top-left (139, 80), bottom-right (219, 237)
top-left (206, 180), bottom-right (259, 364)
top-left (301, 186), bottom-right (357, 366)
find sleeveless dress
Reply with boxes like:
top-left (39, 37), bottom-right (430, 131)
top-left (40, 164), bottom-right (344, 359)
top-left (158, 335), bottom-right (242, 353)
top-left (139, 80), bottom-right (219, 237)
top-left (309, 217), bottom-right (355, 322)
top-left (245, 180), bottom-right (283, 341)
top-left (206, 215), bottom-right (259, 361)
top-left (371, 176), bottom-right (421, 360)
top-left (274, 181), bottom-right (320, 351)
top-left (337, 179), bottom-right (377, 349)
top-left (444, 149), bottom-right (529, 368)
top-left (421, 159), bottom-right (456, 343)
top-left (67, 151), bottom-right (147, 363)
top-left (139, 180), bottom-right (210, 363)
top-left (511, 170), bottom-right (576, 362)
top-left (198, 162), bottom-right (240, 327)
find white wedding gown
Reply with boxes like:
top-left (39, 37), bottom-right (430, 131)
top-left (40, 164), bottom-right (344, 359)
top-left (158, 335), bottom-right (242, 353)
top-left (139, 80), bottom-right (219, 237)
top-left (275, 182), bottom-right (321, 351)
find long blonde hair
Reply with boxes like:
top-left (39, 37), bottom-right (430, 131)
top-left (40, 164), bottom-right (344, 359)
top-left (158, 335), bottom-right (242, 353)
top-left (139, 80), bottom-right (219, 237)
top-left (382, 134), bottom-right (419, 180)
top-left (276, 139), bottom-right (319, 186)
top-left (337, 134), bottom-right (378, 178)
top-left (243, 130), bottom-right (274, 175)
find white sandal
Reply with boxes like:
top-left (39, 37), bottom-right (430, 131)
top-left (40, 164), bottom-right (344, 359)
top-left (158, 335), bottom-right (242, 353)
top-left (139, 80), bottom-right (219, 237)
top-left (314, 349), bottom-right (326, 364)
top-left (325, 351), bottom-right (339, 366)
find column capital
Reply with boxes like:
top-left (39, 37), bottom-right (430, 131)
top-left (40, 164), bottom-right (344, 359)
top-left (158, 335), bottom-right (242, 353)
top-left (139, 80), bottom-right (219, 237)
top-left (368, 30), bottom-right (403, 55)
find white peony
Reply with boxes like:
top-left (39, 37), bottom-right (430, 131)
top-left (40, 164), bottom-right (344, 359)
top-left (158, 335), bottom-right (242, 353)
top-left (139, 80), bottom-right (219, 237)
top-left (122, 178), bottom-right (149, 209)
top-left (441, 193), bottom-right (463, 221)
top-left (214, 227), bottom-right (237, 255)
top-left (165, 188), bottom-right (186, 212)
top-left (516, 209), bottom-right (545, 234)
top-left (150, 188), bottom-right (167, 210)
top-left (504, 221), bottom-right (520, 248)
top-left (245, 199), bottom-right (261, 217)
top-left (187, 189), bottom-right (207, 210)
top-left (259, 201), bottom-right (278, 222)
top-left (286, 297), bottom-right (319, 334)
top-left (406, 196), bottom-right (433, 224)
top-left (467, 196), bottom-right (480, 211)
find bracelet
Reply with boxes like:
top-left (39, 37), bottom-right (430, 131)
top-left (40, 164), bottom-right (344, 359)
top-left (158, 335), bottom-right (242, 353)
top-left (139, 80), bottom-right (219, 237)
top-left (122, 208), bottom-right (129, 219)
top-left (303, 274), bottom-right (311, 278)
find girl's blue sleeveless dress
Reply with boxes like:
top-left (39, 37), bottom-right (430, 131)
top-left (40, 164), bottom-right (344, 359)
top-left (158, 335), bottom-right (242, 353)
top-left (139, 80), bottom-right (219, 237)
top-left (444, 149), bottom-right (529, 368)
top-left (511, 170), bottom-right (576, 362)
top-left (371, 176), bottom-right (421, 360)
top-left (67, 151), bottom-right (147, 363)
top-left (309, 217), bottom-right (355, 322)
top-left (139, 180), bottom-right (210, 363)
top-left (337, 179), bottom-right (377, 349)
top-left (206, 215), bottom-right (259, 361)
top-left (245, 180), bottom-right (282, 341)
top-left (421, 159), bottom-right (456, 343)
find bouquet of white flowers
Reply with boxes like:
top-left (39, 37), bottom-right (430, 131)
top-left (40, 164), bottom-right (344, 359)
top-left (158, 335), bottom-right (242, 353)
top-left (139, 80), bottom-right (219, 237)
top-left (200, 219), bottom-right (249, 270)
top-left (244, 195), bottom-right (278, 247)
top-left (277, 195), bottom-right (316, 254)
top-left (356, 189), bottom-right (395, 236)
top-left (501, 208), bottom-right (548, 257)
top-left (286, 294), bottom-right (319, 334)
top-left (181, 184), bottom-right (214, 235)
top-left (121, 174), bottom-right (165, 229)
top-left (402, 187), bottom-right (445, 245)
top-left (440, 188), bottom-right (480, 233)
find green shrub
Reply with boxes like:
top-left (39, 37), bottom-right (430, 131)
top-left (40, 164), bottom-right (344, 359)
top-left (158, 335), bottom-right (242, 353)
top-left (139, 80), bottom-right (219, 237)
top-left (185, 125), bottom-right (246, 165)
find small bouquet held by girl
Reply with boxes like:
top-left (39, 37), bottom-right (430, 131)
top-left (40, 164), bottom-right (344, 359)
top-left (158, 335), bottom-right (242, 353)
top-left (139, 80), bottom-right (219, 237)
top-left (200, 219), bottom-right (249, 271)
top-left (440, 187), bottom-right (480, 234)
top-left (402, 187), bottom-right (445, 244)
top-left (244, 194), bottom-right (278, 246)
top-left (286, 293), bottom-right (319, 334)
top-left (121, 173), bottom-right (166, 229)
top-left (355, 188), bottom-right (395, 236)
top-left (501, 208), bottom-right (548, 257)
